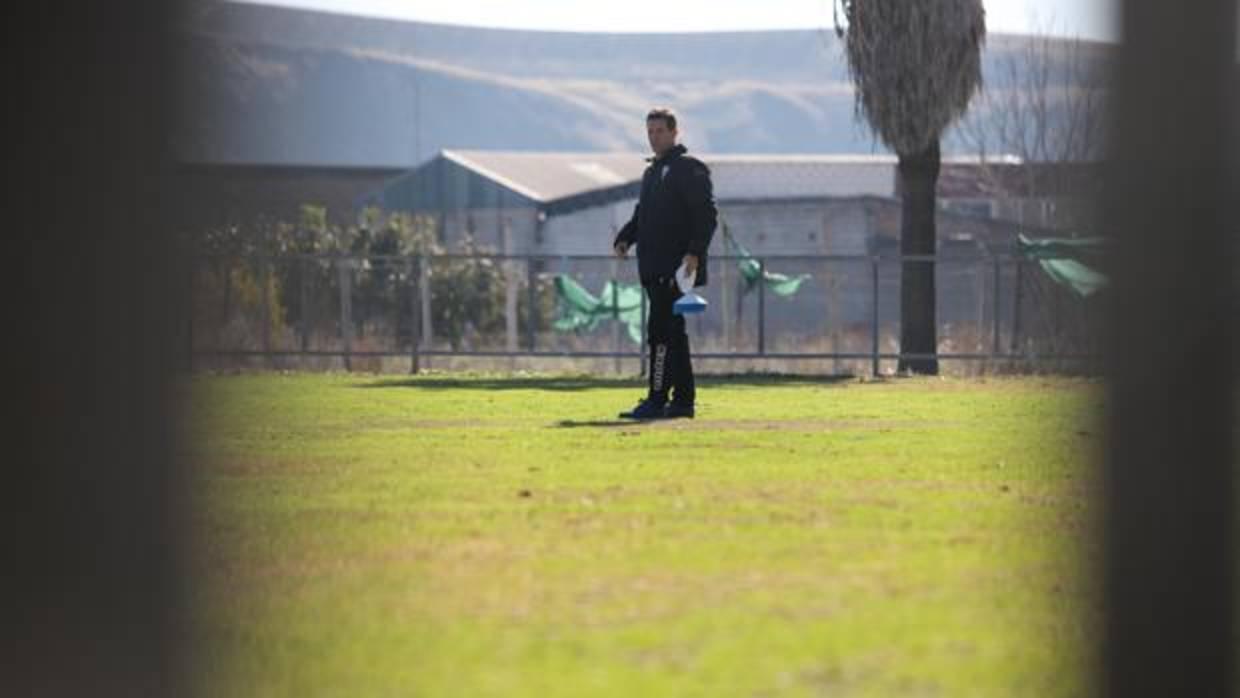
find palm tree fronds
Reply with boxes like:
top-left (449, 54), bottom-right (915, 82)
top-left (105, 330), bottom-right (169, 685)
top-left (842, 0), bottom-right (986, 154)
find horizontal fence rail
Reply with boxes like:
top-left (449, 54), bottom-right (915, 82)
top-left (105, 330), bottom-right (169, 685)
top-left (183, 252), bottom-right (1101, 376)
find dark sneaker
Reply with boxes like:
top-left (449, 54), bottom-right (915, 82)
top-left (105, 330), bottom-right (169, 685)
top-left (664, 403), bottom-right (695, 419)
top-left (619, 398), bottom-right (667, 420)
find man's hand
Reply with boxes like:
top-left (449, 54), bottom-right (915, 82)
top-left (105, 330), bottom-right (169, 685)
top-left (613, 241), bottom-right (630, 258)
top-left (682, 254), bottom-right (700, 278)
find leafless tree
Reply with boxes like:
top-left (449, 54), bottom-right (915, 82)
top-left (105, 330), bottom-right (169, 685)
top-left (957, 29), bottom-right (1111, 232)
top-left (955, 29), bottom-right (1113, 359)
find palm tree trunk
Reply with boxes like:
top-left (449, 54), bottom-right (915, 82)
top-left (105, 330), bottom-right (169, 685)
top-left (897, 140), bottom-right (940, 375)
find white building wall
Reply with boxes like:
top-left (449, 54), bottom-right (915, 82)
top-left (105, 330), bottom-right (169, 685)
top-left (717, 200), bottom-right (874, 256)
top-left (535, 198), bottom-right (639, 256)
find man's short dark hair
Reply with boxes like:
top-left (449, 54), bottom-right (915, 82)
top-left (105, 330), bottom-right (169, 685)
top-left (646, 107), bottom-right (677, 130)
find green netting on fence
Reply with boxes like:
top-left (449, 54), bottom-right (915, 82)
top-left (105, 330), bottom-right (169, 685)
top-left (551, 221), bottom-right (812, 343)
top-left (1017, 234), bottom-right (1109, 298)
top-left (550, 232), bottom-right (1106, 349)
top-left (724, 225), bottom-right (812, 296)
top-left (552, 275), bottom-right (645, 344)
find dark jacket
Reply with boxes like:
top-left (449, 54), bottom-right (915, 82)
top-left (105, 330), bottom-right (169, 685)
top-left (613, 144), bottom-right (717, 286)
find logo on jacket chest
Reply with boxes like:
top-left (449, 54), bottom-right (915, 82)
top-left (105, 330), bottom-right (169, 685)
top-left (660, 165), bottom-right (670, 181)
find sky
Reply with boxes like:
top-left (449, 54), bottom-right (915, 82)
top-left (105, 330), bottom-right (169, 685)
top-left (227, 0), bottom-right (1120, 42)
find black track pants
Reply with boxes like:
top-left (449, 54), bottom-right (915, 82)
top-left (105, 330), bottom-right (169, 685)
top-left (644, 278), bottom-right (695, 406)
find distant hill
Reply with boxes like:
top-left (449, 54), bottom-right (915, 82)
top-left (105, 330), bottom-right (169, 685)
top-left (173, 1), bottom-right (1115, 167)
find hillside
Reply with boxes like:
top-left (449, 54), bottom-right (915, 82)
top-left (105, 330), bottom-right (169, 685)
top-left (173, 1), bottom-right (1115, 167)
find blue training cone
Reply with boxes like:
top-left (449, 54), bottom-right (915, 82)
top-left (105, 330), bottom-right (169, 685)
top-left (674, 292), bottom-right (708, 315)
top-left (673, 261), bottom-right (708, 315)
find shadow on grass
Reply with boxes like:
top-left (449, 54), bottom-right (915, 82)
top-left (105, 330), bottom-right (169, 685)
top-left (553, 419), bottom-right (642, 428)
top-left (354, 373), bottom-right (857, 392)
top-left (356, 376), bottom-right (636, 392)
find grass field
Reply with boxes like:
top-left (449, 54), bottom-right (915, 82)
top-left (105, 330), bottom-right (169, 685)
top-left (188, 372), bottom-right (1103, 697)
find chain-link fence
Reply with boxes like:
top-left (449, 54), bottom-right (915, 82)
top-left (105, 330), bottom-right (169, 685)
top-left (183, 252), bottom-right (1100, 375)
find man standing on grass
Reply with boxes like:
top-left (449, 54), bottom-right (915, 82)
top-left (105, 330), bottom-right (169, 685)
top-left (613, 107), bottom-right (717, 420)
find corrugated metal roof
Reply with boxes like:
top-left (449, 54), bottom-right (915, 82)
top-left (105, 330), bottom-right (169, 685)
top-left (442, 150), bottom-right (647, 203)
top-left (437, 150), bottom-right (1020, 205)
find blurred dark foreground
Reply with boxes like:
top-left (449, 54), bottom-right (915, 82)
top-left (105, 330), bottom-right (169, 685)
top-left (2, 1), bottom-right (1234, 696)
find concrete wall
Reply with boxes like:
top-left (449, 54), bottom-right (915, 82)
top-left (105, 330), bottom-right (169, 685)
top-left (535, 198), bottom-right (639, 257)
top-left (718, 199), bottom-right (875, 255)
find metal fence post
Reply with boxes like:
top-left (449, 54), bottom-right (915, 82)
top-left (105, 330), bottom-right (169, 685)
top-left (526, 258), bottom-right (537, 352)
top-left (757, 258), bottom-right (766, 355)
top-left (612, 274), bottom-right (621, 374)
top-left (871, 257), bottom-right (880, 377)
top-left (420, 257), bottom-right (433, 370)
top-left (338, 257), bottom-right (353, 372)
top-left (410, 256), bottom-right (421, 374)
top-left (300, 256), bottom-right (311, 355)
top-left (259, 255), bottom-right (272, 368)
top-left (504, 256), bottom-right (518, 356)
top-left (1011, 258), bottom-right (1024, 354)
top-left (992, 256), bottom-right (1002, 358)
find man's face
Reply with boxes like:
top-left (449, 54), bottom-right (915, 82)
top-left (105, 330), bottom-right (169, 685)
top-left (647, 118), bottom-right (677, 156)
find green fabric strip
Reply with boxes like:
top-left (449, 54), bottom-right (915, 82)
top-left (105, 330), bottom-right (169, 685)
top-left (1018, 234), bottom-right (1109, 298)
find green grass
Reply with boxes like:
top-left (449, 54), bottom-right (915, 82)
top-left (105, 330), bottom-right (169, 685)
top-left (188, 372), bottom-right (1102, 697)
